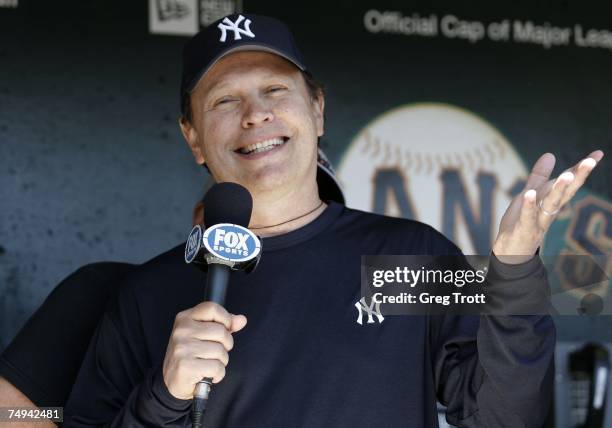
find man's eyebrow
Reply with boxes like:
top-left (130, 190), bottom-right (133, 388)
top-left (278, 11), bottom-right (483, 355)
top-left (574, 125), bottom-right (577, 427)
top-left (261, 72), bottom-right (294, 84)
top-left (203, 70), bottom-right (296, 97)
top-left (203, 79), bottom-right (232, 96)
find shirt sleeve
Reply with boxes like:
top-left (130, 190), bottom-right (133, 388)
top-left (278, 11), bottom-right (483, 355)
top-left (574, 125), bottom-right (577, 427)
top-left (428, 238), bottom-right (555, 427)
top-left (63, 280), bottom-right (192, 427)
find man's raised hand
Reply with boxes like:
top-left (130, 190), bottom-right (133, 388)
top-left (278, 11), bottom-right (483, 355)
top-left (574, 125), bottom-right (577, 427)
top-left (493, 150), bottom-right (604, 263)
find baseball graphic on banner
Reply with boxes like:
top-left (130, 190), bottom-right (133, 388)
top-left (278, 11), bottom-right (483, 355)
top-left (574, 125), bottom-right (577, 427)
top-left (338, 103), bottom-right (528, 254)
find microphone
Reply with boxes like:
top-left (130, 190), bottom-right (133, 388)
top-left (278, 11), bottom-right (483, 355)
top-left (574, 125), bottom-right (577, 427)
top-left (203, 182), bottom-right (252, 227)
top-left (184, 182), bottom-right (262, 428)
top-left (202, 182), bottom-right (253, 305)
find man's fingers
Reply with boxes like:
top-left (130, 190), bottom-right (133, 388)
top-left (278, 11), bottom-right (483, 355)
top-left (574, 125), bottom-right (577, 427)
top-left (538, 172), bottom-right (574, 224)
top-left (519, 189), bottom-right (538, 227)
top-left (525, 150), bottom-right (603, 221)
top-left (191, 358), bottom-right (227, 384)
top-left (183, 319), bottom-right (235, 350)
top-left (230, 314), bottom-right (248, 333)
top-left (560, 156), bottom-right (599, 203)
top-left (587, 150), bottom-right (604, 163)
top-left (524, 153), bottom-right (556, 191)
top-left (163, 306), bottom-right (243, 399)
top-left (189, 301), bottom-right (233, 329)
top-left (188, 339), bottom-right (230, 366)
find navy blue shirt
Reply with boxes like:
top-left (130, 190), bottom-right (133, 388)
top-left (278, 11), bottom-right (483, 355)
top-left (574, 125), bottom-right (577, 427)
top-left (64, 202), bottom-right (554, 427)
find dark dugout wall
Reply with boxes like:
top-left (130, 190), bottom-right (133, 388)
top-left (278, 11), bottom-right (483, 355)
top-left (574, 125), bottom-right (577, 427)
top-left (1, 1), bottom-right (611, 421)
top-left (1, 0), bottom-right (206, 348)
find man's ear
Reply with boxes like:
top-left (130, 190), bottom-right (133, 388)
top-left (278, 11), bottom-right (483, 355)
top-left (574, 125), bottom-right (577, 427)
top-left (179, 118), bottom-right (205, 165)
top-left (313, 91), bottom-right (325, 137)
top-left (192, 200), bottom-right (204, 226)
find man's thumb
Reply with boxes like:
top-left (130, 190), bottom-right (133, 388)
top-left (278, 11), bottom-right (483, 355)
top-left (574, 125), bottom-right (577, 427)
top-left (230, 314), bottom-right (247, 333)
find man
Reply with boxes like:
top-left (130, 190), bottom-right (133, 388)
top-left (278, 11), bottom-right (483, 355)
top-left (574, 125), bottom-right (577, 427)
top-left (64, 13), bottom-right (603, 427)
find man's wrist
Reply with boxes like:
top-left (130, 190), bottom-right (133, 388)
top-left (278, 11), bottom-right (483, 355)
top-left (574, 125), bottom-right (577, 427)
top-left (492, 253), bottom-right (534, 265)
top-left (151, 366), bottom-right (192, 412)
top-left (488, 248), bottom-right (543, 280)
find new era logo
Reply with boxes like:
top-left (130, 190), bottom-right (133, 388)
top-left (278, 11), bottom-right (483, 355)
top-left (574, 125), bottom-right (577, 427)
top-left (0, 0), bottom-right (18, 8)
top-left (218, 14), bottom-right (255, 42)
top-left (156, 0), bottom-right (190, 21)
top-left (148, 0), bottom-right (197, 36)
top-left (354, 297), bottom-right (384, 325)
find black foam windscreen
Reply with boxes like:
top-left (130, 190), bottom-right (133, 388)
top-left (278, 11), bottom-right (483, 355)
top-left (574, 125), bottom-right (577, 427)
top-left (203, 182), bottom-right (253, 228)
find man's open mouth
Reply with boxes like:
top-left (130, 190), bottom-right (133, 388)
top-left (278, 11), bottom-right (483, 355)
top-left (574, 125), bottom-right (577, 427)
top-left (235, 137), bottom-right (289, 155)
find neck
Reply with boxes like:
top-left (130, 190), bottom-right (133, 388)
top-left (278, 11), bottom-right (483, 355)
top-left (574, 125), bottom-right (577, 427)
top-left (247, 185), bottom-right (326, 238)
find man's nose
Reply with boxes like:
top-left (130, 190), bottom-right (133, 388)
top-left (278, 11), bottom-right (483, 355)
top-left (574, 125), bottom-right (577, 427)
top-left (241, 97), bottom-right (274, 128)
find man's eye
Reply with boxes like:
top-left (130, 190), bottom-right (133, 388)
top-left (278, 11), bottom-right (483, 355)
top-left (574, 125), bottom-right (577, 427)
top-left (214, 97), bottom-right (237, 107)
top-left (267, 86), bottom-right (287, 93)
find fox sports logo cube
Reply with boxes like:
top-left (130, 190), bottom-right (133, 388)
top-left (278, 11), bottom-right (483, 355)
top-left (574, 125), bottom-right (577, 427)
top-left (184, 224), bottom-right (203, 263)
top-left (203, 223), bottom-right (261, 262)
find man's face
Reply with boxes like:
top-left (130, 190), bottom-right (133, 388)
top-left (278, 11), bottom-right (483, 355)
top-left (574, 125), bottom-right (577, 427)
top-left (181, 51), bottom-right (324, 196)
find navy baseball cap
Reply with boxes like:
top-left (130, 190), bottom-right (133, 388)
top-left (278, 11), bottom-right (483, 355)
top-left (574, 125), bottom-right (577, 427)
top-left (181, 13), bottom-right (307, 111)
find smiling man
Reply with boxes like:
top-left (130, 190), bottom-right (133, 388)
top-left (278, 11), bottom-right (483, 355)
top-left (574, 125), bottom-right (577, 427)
top-left (180, 49), bottom-right (325, 234)
top-left (64, 13), bottom-right (603, 428)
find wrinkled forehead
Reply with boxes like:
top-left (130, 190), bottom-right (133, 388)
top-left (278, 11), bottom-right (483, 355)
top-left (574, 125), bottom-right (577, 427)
top-left (194, 50), bottom-right (304, 94)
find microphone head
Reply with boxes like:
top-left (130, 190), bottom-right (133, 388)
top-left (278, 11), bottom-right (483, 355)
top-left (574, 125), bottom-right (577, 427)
top-left (203, 182), bottom-right (253, 228)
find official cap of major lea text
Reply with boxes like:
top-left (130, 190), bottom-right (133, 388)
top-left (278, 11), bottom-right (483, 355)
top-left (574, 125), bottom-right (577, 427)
top-left (180, 13), bottom-right (306, 108)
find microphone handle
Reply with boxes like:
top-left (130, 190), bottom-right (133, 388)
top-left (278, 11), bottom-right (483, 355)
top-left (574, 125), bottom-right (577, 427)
top-left (205, 263), bottom-right (231, 304)
top-left (192, 263), bottom-right (231, 428)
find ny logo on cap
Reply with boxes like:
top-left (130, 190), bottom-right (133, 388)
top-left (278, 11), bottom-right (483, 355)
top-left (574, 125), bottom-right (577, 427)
top-left (218, 15), bottom-right (255, 42)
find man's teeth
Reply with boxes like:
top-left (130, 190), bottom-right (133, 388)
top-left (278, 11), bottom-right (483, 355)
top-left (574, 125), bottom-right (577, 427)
top-left (239, 138), bottom-right (286, 154)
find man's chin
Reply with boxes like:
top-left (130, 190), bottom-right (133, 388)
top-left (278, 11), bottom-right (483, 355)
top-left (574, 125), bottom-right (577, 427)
top-left (238, 170), bottom-right (295, 195)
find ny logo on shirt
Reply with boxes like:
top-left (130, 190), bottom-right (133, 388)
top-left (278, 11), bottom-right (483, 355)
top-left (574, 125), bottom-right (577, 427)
top-left (218, 15), bottom-right (255, 42)
top-left (354, 297), bottom-right (384, 325)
